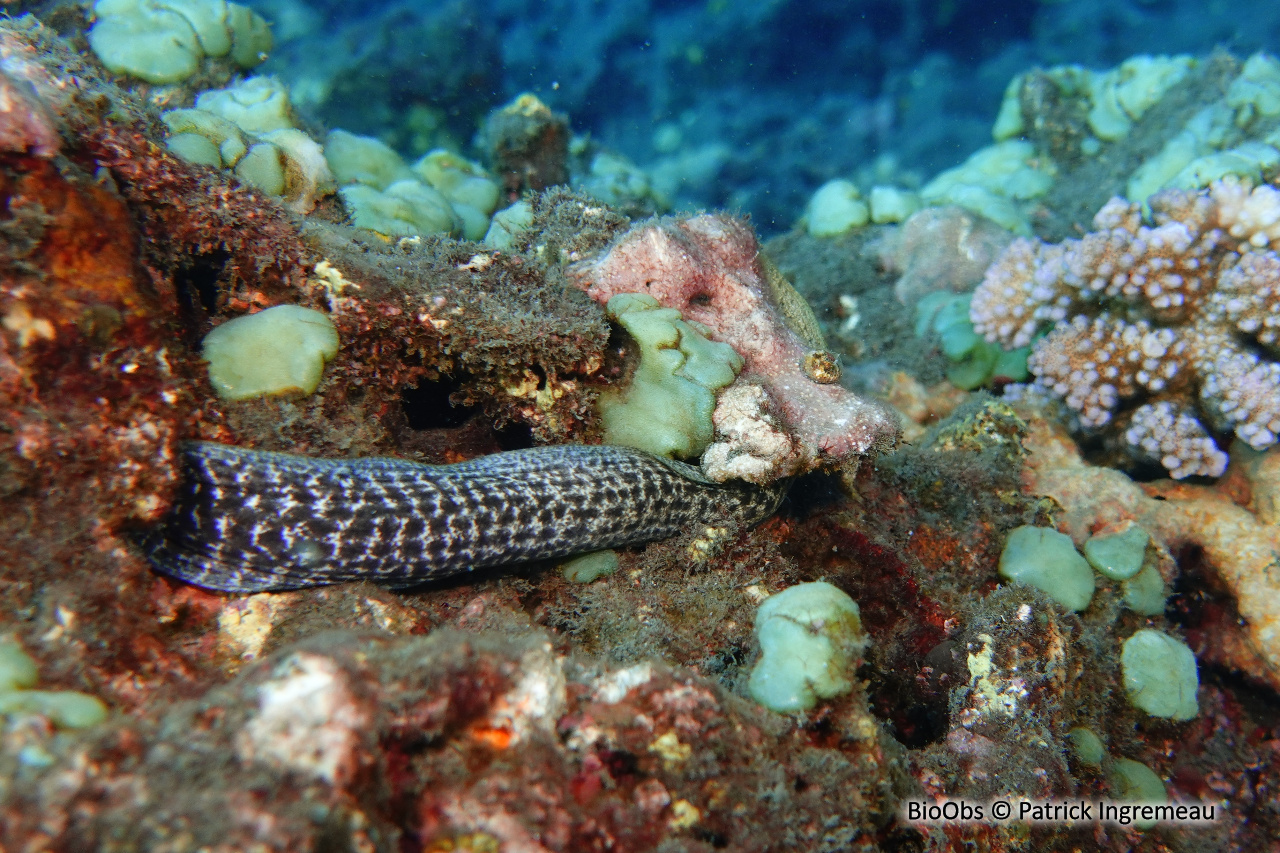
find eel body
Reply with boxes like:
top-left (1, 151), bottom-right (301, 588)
top-left (144, 442), bottom-right (785, 592)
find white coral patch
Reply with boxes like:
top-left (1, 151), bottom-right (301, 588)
top-left (701, 383), bottom-right (799, 484)
top-left (236, 652), bottom-right (367, 784)
top-left (484, 641), bottom-right (566, 746)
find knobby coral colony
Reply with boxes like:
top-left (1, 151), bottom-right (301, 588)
top-left (145, 442), bottom-right (785, 592)
top-left (971, 178), bottom-right (1280, 479)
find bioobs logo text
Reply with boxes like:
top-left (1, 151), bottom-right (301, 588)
top-left (903, 798), bottom-right (1218, 826)
top-left (904, 800), bottom-right (989, 822)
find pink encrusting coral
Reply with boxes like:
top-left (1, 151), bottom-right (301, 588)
top-left (971, 178), bottom-right (1280, 478)
top-left (0, 30), bottom-right (70, 158)
top-left (876, 205), bottom-right (1014, 305)
top-left (572, 213), bottom-right (899, 476)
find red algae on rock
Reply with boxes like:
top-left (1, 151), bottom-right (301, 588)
top-left (0, 21), bottom-right (213, 717)
top-left (0, 157), bottom-right (185, 528)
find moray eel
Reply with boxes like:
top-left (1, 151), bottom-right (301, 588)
top-left (144, 442), bottom-right (787, 592)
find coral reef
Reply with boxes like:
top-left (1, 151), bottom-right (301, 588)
top-left (4, 8), bottom-right (1280, 851)
top-left (865, 50), bottom-right (1280, 249)
top-left (296, 220), bottom-right (608, 447)
top-left (803, 178), bottom-right (871, 236)
top-left (484, 92), bottom-right (571, 198)
top-left (972, 178), bottom-right (1280, 477)
top-left (0, 16), bottom-right (606, 716)
top-left (919, 139), bottom-right (1056, 235)
top-left (1, 627), bottom-right (908, 850)
top-left (991, 51), bottom-right (1280, 243)
top-left (84, 106), bottom-right (603, 450)
top-left (876, 206), bottom-right (1014, 305)
top-left (1022, 409), bottom-right (1280, 693)
top-left (574, 148), bottom-right (672, 220)
top-left (572, 213), bottom-right (900, 479)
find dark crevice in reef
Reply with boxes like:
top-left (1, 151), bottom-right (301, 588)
top-left (400, 377), bottom-right (477, 430)
top-left (1168, 542), bottom-right (1280, 698)
top-left (173, 249), bottom-right (227, 318)
top-left (1166, 541), bottom-right (1280, 721)
top-left (396, 377), bottom-right (535, 460)
top-left (783, 517), bottom-right (955, 748)
top-left (494, 420), bottom-right (534, 451)
top-left (1167, 541), bottom-right (1240, 639)
top-left (776, 471), bottom-right (845, 518)
top-left (864, 652), bottom-right (956, 749)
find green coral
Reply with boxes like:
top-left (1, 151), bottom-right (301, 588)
top-left (1121, 628), bottom-right (1199, 720)
top-left (338, 181), bottom-right (463, 239)
top-left (748, 581), bottom-right (867, 713)
top-left (803, 179), bottom-right (870, 236)
top-left (916, 292), bottom-right (1031, 390)
top-left (998, 525), bottom-right (1096, 612)
top-left (202, 305), bottom-right (340, 401)
top-left (598, 293), bottom-right (743, 459)
top-left (323, 131), bottom-right (503, 240)
top-left (88, 0), bottom-right (271, 84)
top-left (161, 78), bottom-right (335, 214)
top-left (0, 640), bottom-right (108, 730)
top-left (990, 51), bottom-right (1280, 215)
top-left (559, 550), bottom-right (620, 583)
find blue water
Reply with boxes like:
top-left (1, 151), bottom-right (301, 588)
top-left (251, 0), bottom-right (1280, 233)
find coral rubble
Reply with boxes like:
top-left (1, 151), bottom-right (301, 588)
top-left (1, 628), bottom-right (907, 850)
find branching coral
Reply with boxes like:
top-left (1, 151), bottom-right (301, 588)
top-left (971, 178), bottom-right (1280, 478)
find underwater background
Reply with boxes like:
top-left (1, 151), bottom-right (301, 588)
top-left (1, 0), bottom-right (1280, 850)
top-left (247, 0), bottom-right (1280, 230)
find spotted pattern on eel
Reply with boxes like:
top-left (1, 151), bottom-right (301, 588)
top-left (143, 442), bottom-right (787, 592)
